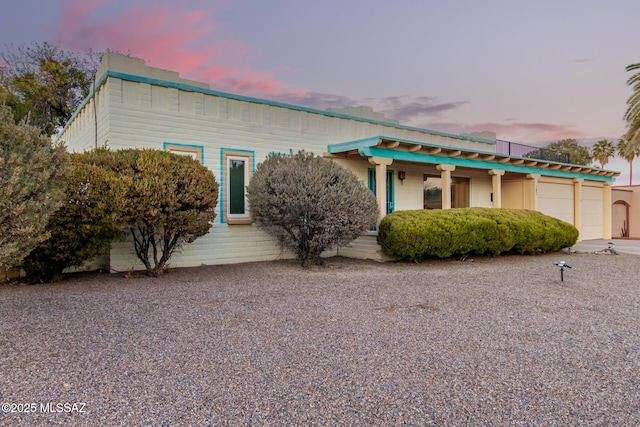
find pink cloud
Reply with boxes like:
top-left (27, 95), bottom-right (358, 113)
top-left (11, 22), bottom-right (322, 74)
top-left (48, 0), bottom-right (587, 146)
top-left (53, 0), bottom-right (293, 96)
top-left (423, 121), bottom-right (585, 144)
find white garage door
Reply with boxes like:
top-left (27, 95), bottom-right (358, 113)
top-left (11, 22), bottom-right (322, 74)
top-left (538, 182), bottom-right (574, 225)
top-left (581, 185), bottom-right (603, 240)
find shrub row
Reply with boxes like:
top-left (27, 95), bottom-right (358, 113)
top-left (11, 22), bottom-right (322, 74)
top-left (377, 208), bottom-right (579, 261)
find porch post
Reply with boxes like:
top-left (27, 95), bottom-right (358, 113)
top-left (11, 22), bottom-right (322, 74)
top-left (368, 156), bottom-right (393, 225)
top-left (603, 182), bottom-right (612, 239)
top-left (573, 178), bottom-right (583, 239)
top-left (489, 169), bottom-right (505, 208)
top-left (525, 174), bottom-right (540, 211)
top-left (437, 164), bottom-right (456, 209)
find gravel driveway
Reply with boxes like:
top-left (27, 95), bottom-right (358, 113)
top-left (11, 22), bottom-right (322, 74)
top-left (1, 252), bottom-right (639, 426)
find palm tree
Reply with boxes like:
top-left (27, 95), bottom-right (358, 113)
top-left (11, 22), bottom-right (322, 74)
top-left (591, 139), bottom-right (614, 169)
top-left (624, 63), bottom-right (640, 150)
top-left (617, 138), bottom-right (640, 185)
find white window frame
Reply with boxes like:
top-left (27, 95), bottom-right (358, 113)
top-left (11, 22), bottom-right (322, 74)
top-left (221, 149), bottom-right (254, 225)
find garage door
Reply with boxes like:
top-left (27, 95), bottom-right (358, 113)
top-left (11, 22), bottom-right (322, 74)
top-left (538, 182), bottom-right (574, 225)
top-left (581, 185), bottom-right (603, 240)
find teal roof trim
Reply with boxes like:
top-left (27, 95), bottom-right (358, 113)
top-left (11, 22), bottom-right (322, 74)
top-left (54, 70), bottom-right (112, 142)
top-left (56, 70), bottom-right (496, 146)
top-left (329, 135), bottom-right (555, 161)
top-left (327, 137), bottom-right (382, 153)
top-left (360, 146), bottom-right (615, 182)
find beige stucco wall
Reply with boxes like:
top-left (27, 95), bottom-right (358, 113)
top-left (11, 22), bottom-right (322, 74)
top-left (501, 180), bottom-right (526, 209)
top-left (612, 201), bottom-right (629, 238)
top-left (612, 186), bottom-right (640, 238)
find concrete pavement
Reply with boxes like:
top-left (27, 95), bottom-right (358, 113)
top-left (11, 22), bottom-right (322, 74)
top-left (569, 239), bottom-right (640, 255)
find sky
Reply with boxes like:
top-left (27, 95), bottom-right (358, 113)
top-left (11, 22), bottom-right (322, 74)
top-left (1, 0), bottom-right (639, 182)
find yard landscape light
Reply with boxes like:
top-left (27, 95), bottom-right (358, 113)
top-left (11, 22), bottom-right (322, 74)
top-left (554, 260), bottom-right (572, 281)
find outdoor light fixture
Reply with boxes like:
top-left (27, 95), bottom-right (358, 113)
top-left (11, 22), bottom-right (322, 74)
top-left (554, 260), bottom-right (572, 281)
top-left (398, 171), bottom-right (406, 183)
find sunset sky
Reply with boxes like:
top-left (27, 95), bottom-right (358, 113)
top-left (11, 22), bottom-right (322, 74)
top-left (2, 0), bottom-right (639, 180)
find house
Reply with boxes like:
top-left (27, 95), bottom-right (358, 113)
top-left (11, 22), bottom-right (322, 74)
top-left (57, 53), bottom-right (620, 271)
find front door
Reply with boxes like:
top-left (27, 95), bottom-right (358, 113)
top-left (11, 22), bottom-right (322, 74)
top-left (368, 168), bottom-right (394, 215)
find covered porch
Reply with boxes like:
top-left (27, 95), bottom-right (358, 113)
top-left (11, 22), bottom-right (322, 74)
top-left (327, 136), bottom-right (619, 244)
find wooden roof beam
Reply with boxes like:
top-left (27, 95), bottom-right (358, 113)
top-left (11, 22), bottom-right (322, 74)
top-left (381, 140), bottom-right (399, 149)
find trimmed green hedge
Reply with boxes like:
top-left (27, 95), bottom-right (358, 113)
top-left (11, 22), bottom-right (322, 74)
top-left (377, 208), bottom-right (579, 261)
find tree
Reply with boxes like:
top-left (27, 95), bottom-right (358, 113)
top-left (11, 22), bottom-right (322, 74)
top-left (22, 151), bottom-right (127, 283)
top-left (616, 138), bottom-right (640, 185)
top-left (524, 139), bottom-right (591, 165)
top-left (624, 62), bottom-right (640, 150)
top-left (0, 99), bottom-right (69, 273)
top-left (247, 151), bottom-right (379, 267)
top-left (102, 149), bottom-right (219, 276)
top-left (0, 42), bottom-right (100, 135)
top-left (591, 139), bottom-right (615, 168)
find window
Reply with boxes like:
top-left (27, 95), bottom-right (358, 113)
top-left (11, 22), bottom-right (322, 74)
top-left (221, 149), bottom-right (254, 224)
top-left (423, 175), bottom-right (469, 209)
top-left (164, 142), bottom-right (204, 164)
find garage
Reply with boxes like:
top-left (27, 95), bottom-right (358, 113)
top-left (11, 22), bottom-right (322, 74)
top-left (537, 179), bottom-right (575, 225)
top-left (581, 183), bottom-right (604, 240)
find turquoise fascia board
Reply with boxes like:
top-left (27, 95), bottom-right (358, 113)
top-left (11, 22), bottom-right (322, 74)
top-left (56, 70), bottom-right (496, 146)
top-left (327, 137), bottom-right (382, 153)
top-left (54, 69), bottom-right (112, 142)
top-left (329, 135), bottom-right (504, 158)
top-left (361, 147), bottom-right (615, 182)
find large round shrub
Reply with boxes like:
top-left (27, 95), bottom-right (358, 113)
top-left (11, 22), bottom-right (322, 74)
top-left (247, 151), bottom-right (379, 266)
top-left (25, 148), bottom-right (220, 280)
top-left (378, 208), bottom-right (579, 261)
top-left (22, 151), bottom-right (127, 283)
top-left (108, 149), bottom-right (219, 276)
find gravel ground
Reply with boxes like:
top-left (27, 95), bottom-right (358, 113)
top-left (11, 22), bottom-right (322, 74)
top-left (1, 252), bottom-right (639, 426)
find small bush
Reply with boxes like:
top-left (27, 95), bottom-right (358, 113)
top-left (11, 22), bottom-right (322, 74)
top-left (247, 151), bottom-right (379, 266)
top-left (378, 208), bottom-right (578, 261)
